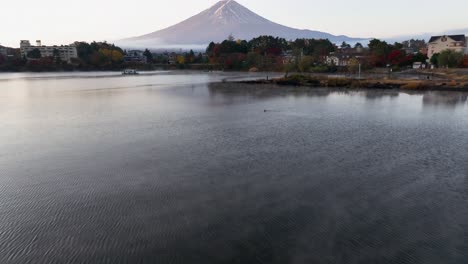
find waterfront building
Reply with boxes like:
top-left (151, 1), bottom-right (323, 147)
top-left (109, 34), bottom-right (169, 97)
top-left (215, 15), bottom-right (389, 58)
top-left (427, 35), bottom-right (467, 59)
top-left (0, 45), bottom-right (7, 57)
top-left (123, 50), bottom-right (147, 63)
top-left (20, 40), bottom-right (78, 62)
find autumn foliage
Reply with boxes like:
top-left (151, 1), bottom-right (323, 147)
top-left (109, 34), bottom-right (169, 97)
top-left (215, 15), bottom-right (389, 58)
top-left (98, 48), bottom-right (124, 63)
top-left (367, 39), bottom-right (419, 68)
top-left (75, 41), bottom-right (126, 69)
top-left (463, 55), bottom-right (468, 68)
top-left (206, 36), bottom-right (335, 71)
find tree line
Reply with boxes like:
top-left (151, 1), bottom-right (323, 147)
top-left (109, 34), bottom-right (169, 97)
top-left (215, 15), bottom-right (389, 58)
top-left (203, 36), bottom-right (444, 72)
top-left (1, 36), bottom-right (468, 72)
top-left (0, 42), bottom-right (151, 71)
top-left (205, 35), bottom-right (336, 71)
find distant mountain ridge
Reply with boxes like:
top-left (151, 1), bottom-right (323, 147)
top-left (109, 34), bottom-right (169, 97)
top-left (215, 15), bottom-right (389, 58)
top-left (119, 0), bottom-right (364, 49)
top-left (385, 28), bottom-right (468, 43)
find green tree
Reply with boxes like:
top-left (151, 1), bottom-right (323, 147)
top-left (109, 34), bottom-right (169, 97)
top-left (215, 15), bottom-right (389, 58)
top-left (348, 58), bottom-right (360, 73)
top-left (430, 53), bottom-right (440, 67)
top-left (368, 39), bottom-right (390, 57)
top-left (196, 52), bottom-right (203, 63)
top-left (27, 48), bottom-right (42, 59)
top-left (402, 39), bottom-right (426, 53)
top-left (186, 49), bottom-right (195, 63)
top-left (245, 52), bottom-right (262, 68)
top-left (368, 39), bottom-right (391, 66)
top-left (438, 49), bottom-right (464, 68)
top-left (52, 49), bottom-right (62, 64)
top-left (219, 39), bottom-right (248, 54)
top-left (75, 41), bottom-right (125, 68)
top-left (206, 42), bottom-right (216, 54)
top-left (249, 36), bottom-right (288, 56)
top-left (298, 56), bottom-right (314, 72)
top-left (412, 52), bottom-right (427, 63)
top-left (143, 49), bottom-right (153, 62)
top-left (290, 39), bottom-right (335, 58)
top-left (76, 42), bottom-right (94, 64)
top-left (393, 42), bottom-right (404, 50)
top-left (341, 41), bottom-right (351, 49)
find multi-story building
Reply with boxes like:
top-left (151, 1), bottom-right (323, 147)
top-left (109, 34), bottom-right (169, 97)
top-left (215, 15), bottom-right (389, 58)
top-left (20, 40), bottom-right (78, 62)
top-left (0, 45), bottom-right (7, 57)
top-left (427, 35), bottom-right (467, 59)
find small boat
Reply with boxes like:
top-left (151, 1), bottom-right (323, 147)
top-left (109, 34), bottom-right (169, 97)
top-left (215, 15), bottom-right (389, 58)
top-left (122, 69), bottom-right (139, 75)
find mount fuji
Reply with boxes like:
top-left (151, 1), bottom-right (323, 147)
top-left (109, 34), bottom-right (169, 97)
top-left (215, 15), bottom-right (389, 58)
top-left (119, 0), bottom-right (364, 49)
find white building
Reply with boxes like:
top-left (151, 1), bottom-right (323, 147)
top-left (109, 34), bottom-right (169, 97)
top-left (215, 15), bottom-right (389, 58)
top-left (326, 54), bottom-right (343, 66)
top-left (413, 62), bottom-right (426, 69)
top-left (427, 35), bottom-right (467, 59)
top-left (325, 51), bottom-right (367, 67)
top-left (20, 40), bottom-right (78, 62)
top-left (0, 45), bottom-right (7, 57)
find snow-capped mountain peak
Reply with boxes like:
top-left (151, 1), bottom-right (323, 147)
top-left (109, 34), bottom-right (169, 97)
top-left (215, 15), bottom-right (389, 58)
top-left (205, 0), bottom-right (270, 24)
top-left (120, 0), bottom-right (363, 48)
top-left (213, 0), bottom-right (236, 15)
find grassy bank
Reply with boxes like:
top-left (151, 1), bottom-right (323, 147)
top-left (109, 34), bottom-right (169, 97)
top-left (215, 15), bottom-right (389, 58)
top-left (239, 74), bottom-right (468, 92)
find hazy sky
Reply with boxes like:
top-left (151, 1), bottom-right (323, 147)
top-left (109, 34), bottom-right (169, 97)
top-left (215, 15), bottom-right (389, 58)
top-left (2, 0), bottom-right (468, 47)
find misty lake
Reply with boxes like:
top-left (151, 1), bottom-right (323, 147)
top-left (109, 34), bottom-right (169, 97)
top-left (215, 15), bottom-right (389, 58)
top-left (0, 71), bottom-right (467, 264)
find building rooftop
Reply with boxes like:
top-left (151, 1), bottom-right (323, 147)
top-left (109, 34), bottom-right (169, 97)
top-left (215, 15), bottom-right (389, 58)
top-left (429, 35), bottom-right (466, 43)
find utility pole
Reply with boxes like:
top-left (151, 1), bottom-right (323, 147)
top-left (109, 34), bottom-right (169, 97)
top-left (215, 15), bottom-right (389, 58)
top-left (358, 63), bottom-right (361, 79)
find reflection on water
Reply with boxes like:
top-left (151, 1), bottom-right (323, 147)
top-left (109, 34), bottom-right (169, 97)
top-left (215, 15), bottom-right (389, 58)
top-left (210, 83), bottom-right (468, 109)
top-left (209, 82), bottom-right (404, 100)
top-left (423, 92), bottom-right (468, 107)
top-left (0, 72), bottom-right (467, 264)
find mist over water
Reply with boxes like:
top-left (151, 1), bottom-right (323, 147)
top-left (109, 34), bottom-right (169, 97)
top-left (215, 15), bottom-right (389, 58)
top-left (0, 72), bottom-right (467, 264)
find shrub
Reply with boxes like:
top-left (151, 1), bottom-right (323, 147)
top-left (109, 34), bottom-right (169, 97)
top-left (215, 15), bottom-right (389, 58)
top-left (401, 82), bottom-right (421, 89)
top-left (463, 55), bottom-right (468, 68)
top-left (438, 50), bottom-right (464, 68)
top-left (276, 74), bottom-right (321, 86)
top-left (310, 65), bottom-right (332, 73)
top-left (400, 81), bottom-right (431, 90)
top-left (327, 78), bottom-right (352, 87)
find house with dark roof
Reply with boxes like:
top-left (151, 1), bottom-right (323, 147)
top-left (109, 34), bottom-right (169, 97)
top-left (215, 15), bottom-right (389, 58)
top-left (325, 47), bottom-right (369, 67)
top-left (123, 50), bottom-right (148, 63)
top-left (427, 35), bottom-right (467, 59)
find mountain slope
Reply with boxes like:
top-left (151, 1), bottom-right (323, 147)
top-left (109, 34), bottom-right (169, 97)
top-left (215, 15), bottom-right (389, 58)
top-left (120, 0), bottom-right (363, 48)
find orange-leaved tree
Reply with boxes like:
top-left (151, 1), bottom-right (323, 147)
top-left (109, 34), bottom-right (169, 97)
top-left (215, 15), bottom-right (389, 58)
top-left (463, 55), bottom-right (468, 68)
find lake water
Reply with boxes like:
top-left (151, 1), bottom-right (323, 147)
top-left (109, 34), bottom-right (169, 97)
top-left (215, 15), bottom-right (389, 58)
top-left (0, 72), bottom-right (467, 264)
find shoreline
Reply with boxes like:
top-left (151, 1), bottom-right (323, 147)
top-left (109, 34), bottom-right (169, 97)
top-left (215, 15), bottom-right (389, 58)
top-left (235, 74), bottom-right (468, 92)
